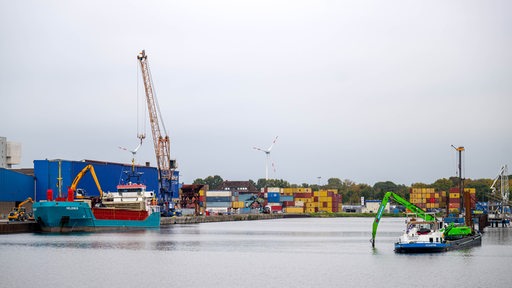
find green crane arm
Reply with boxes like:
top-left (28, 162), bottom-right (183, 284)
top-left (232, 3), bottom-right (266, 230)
top-left (370, 191), bottom-right (437, 247)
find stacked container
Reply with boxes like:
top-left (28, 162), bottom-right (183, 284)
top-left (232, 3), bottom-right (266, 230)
top-left (205, 190), bottom-right (232, 214)
top-left (448, 187), bottom-right (461, 213)
top-left (285, 188), bottom-right (313, 213)
top-left (313, 189), bottom-right (342, 213)
top-left (410, 187), bottom-right (475, 213)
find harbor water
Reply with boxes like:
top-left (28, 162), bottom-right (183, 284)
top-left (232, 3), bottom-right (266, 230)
top-left (1, 217), bottom-right (511, 288)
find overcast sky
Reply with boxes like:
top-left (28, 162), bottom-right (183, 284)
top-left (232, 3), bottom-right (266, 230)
top-left (1, 0), bottom-right (511, 186)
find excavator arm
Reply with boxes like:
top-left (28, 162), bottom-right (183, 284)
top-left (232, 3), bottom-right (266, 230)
top-left (371, 191), bottom-right (437, 247)
top-left (70, 164), bottom-right (104, 198)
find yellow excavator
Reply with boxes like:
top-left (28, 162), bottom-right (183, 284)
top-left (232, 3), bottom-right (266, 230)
top-left (70, 164), bottom-right (104, 198)
top-left (8, 197), bottom-right (34, 221)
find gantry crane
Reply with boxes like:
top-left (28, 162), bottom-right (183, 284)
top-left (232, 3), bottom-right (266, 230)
top-left (137, 50), bottom-right (176, 213)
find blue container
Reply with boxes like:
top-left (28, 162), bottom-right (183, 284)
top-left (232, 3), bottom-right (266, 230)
top-left (206, 196), bottom-right (232, 202)
top-left (0, 168), bottom-right (34, 201)
top-left (280, 195), bottom-right (294, 202)
top-left (267, 192), bottom-right (280, 203)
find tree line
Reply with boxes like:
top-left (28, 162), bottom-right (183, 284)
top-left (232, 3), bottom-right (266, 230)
top-left (193, 175), bottom-right (511, 204)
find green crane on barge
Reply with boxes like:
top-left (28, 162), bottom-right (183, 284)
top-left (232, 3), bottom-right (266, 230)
top-left (370, 191), bottom-right (436, 247)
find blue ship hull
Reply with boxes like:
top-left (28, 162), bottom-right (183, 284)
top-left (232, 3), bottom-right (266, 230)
top-left (395, 233), bottom-right (482, 253)
top-left (33, 201), bottom-right (160, 232)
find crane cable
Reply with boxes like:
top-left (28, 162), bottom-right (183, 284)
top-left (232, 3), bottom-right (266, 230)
top-left (136, 58), bottom-right (147, 139)
top-left (147, 62), bottom-right (168, 137)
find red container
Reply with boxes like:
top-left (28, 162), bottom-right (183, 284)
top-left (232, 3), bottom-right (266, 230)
top-left (283, 201), bottom-right (295, 207)
top-left (47, 189), bottom-right (53, 201)
top-left (270, 205), bottom-right (282, 212)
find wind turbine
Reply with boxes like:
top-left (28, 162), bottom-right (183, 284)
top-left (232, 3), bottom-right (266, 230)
top-left (253, 136), bottom-right (278, 180)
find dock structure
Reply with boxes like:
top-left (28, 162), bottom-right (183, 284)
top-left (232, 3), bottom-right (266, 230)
top-left (1, 213), bottom-right (290, 233)
top-left (0, 221), bottom-right (39, 234)
top-left (488, 217), bottom-right (511, 228)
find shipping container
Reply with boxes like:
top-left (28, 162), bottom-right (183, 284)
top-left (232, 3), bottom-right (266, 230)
top-left (306, 202), bottom-right (318, 208)
top-left (267, 192), bottom-right (280, 203)
top-left (232, 201), bottom-right (245, 209)
top-left (314, 191), bottom-right (328, 197)
top-left (206, 196), bottom-right (232, 202)
top-left (295, 193), bottom-right (313, 199)
top-left (207, 207), bottom-right (230, 214)
top-left (205, 202), bottom-right (232, 208)
top-left (206, 191), bottom-right (232, 197)
top-left (269, 205), bottom-right (282, 212)
top-left (449, 193), bottom-right (460, 199)
top-left (282, 201), bottom-right (295, 207)
top-left (284, 207), bottom-right (304, 213)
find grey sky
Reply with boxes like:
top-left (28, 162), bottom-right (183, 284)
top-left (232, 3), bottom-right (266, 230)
top-left (1, 0), bottom-right (511, 186)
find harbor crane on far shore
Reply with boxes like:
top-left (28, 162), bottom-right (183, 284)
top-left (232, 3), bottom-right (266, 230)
top-left (137, 50), bottom-right (177, 213)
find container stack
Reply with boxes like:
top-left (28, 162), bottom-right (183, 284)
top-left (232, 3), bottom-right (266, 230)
top-left (448, 187), bottom-right (476, 213)
top-left (448, 188), bottom-right (461, 213)
top-left (284, 187), bottom-right (314, 213)
top-left (467, 188), bottom-right (476, 210)
top-left (410, 187), bottom-right (476, 213)
top-left (205, 190), bottom-right (233, 214)
top-left (266, 188), bottom-right (282, 213)
top-left (410, 188), bottom-right (442, 211)
top-left (313, 189), bottom-right (342, 213)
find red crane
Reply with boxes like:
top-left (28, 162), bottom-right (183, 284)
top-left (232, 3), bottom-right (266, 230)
top-left (137, 50), bottom-right (175, 206)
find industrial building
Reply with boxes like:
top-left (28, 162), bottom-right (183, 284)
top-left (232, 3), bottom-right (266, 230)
top-left (0, 136), bottom-right (21, 168)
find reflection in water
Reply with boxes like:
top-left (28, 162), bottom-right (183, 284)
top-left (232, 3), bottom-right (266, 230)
top-left (1, 218), bottom-right (511, 288)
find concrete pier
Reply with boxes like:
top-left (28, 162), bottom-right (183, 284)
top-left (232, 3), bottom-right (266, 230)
top-left (0, 221), bottom-right (39, 234)
top-left (160, 213), bottom-right (285, 225)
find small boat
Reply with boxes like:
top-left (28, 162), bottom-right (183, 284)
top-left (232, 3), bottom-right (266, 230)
top-left (394, 213), bottom-right (482, 253)
top-left (33, 165), bottom-right (160, 233)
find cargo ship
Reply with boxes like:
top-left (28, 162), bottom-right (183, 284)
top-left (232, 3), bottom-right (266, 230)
top-left (33, 165), bottom-right (160, 232)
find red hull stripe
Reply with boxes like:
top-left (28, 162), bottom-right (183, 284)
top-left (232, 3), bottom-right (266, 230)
top-left (92, 208), bottom-right (149, 221)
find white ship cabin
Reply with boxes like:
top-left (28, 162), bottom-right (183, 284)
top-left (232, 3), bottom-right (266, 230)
top-left (104, 183), bottom-right (155, 203)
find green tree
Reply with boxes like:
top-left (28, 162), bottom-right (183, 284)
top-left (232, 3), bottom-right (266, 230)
top-left (373, 181), bottom-right (398, 199)
top-left (199, 175), bottom-right (223, 190)
top-left (431, 178), bottom-right (452, 192)
top-left (255, 178), bottom-right (290, 190)
top-left (465, 178), bottom-right (493, 201)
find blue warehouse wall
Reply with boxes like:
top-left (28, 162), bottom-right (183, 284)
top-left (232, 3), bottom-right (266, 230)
top-left (0, 168), bottom-right (34, 201)
top-left (34, 160), bottom-right (159, 200)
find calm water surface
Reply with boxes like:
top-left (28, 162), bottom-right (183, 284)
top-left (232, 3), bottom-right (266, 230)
top-left (1, 217), bottom-right (511, 288)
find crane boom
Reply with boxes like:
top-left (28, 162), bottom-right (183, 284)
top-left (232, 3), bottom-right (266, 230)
top-left (70, 164), bottom-right (103, 198)
top-left (371, 191), bottom-right (437, 247)
top-left (137, 50), bottom-right (174, 201)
